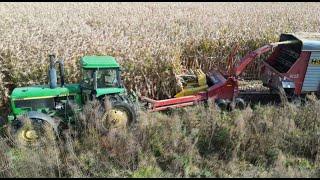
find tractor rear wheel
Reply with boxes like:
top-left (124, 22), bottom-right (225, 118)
top-left (100, 94), bottom-right (137, 131)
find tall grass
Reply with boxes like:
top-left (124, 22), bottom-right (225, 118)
top-left (0, 97), bottom-right (319, 177)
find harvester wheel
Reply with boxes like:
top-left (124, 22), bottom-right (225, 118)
top-left (291, 95), bottom-right (304, 106)
top-left (235, 98), bottom-right (246, 110)
top-left (277, 86), bottom-right (289, 105)
top-left (100, 95), bottom-right (137, 131)
top-left (216, 99), bottom-right (228, 111)
top-left (9, 117), bottom-right (56, 148)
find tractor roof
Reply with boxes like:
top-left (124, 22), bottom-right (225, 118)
top-left (281, 32), bottom-right (320, 51)
top-left (81, 56), bottom-right (120, 69)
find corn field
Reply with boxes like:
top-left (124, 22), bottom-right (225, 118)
top-left (0, 2), bottom-right (320, 108)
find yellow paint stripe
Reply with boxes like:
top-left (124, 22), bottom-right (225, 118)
top-left (19, 96), bottom-right (57, 100)
top-left (16, 93), bottom-right (77, 101)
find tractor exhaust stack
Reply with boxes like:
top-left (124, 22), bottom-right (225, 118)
top-left (49, 54), bottom-right (57, 89)
top-left (56, 59), bottom-right (65, 87)
top-left (48, 54), bottom-right (65, 88)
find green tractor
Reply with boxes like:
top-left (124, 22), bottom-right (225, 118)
top-left (5, 54), bottom-right (137, 146)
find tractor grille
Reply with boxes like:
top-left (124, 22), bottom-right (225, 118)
top-left (14, 98), bottom-right (55, 110)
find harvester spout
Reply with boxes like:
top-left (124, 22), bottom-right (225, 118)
top-left (233, 40), bottom-right (299, 76)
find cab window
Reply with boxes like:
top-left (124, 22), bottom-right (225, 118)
top-left (96, 69), bottom-right (119, 88)
top-left (82, 69), bottom-right (95, 88)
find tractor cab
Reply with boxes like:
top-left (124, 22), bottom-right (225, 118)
top-left (79, 56), bottom-right (137, 130)
top-left (80, 56), bottom-right (125, 101)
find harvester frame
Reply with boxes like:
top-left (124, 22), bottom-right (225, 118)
top-left (141, 32), bottom-right (320, 112)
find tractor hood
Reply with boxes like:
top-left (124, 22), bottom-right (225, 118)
top-left (10, 86), bottom-right (70, 100)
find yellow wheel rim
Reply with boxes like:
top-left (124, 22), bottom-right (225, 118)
top-left (18, 128), bottom-right (39, 143)
top-left (25, 130), bottom-right (38, 140)
top-left (13, 119), bottom-right (56, 148)
top-left (105, 108), bottom-right (129, 129)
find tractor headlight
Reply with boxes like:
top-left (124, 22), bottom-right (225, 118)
top-left (54, 102), bottom-right (64, 110)
top-left (7, 115), bottom-right (14, 123)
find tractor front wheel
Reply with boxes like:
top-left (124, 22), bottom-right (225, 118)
top-left (9, 117), bottom-right (57, 148)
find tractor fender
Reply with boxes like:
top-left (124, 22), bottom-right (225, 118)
top-left (21, 111), bottom-right (60, 132)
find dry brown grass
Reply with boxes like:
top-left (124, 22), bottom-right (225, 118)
top-left (1, 97), bottom-right (320, 177)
